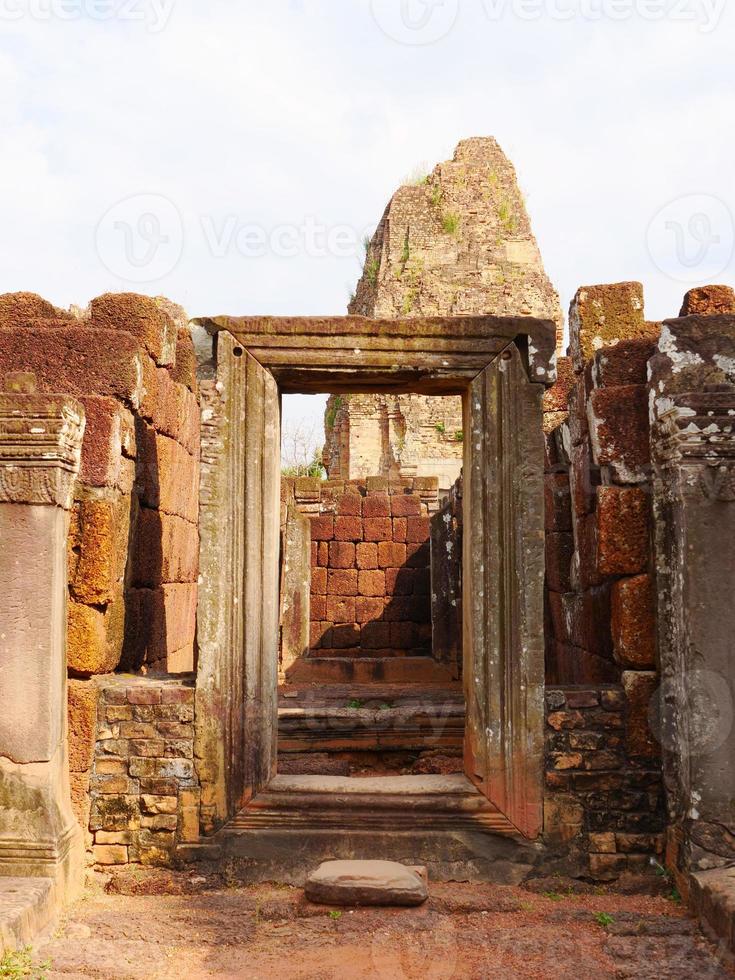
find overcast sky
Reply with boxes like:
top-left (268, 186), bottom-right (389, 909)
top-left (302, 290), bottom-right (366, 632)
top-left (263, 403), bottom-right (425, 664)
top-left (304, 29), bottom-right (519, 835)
top-left (1, 0), bottom-right (733, 442)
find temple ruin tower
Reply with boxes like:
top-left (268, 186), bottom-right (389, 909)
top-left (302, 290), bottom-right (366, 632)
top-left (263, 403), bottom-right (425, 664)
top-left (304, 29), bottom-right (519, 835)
top-left (323, 136), bottom-right (563, 490)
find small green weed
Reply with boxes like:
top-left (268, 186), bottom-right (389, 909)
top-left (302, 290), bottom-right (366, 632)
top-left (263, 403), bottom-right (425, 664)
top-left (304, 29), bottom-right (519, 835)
top-left (0, 948), bottom-right (50, 980)
top-left (364, 257), bottom-right (380, 286)
top-left (430, 184), bottom-right (443, 209)
top-left (595, 912), bottom-right (615, 929)
top-left (542, 891), bottom-right (564, 902)
top-left (435, 422), bottom-right (445, 435)
top-left (441, 211), bottom-right (460, 235)
top-left (329, 910), bottom-right (342, 921)
top-left (454, 430), bottom-right (464, 443)
top-left (346, 699), bottom-right (364, 709)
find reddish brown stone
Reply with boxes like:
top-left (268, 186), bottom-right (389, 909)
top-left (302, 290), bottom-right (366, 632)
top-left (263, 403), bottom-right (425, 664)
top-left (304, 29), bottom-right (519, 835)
top-left (334, 516), bottom-right (363, 541)
top-left (331, 624), bottom-right (360, 648)
top-left (326, 595), bottom-right (356, 624)
top-left (361, 621), bottom-right (391, 648)
top-left (378, 541), bottom-right (407, 569)
top-left (310, 516), bottom-right (334, 541)
top-left (592, 338), bottom-right (657, 387)
top-left (405, 542), bottom-right (430, 568)
top-left (355, 596), bottom-right (384, 624)
top-left (356, 543), bottom-right (378, 570)
top-left (588, 385), bottom-right (650, 480)
top-left (570, 440), bottom-right (599, 517)
top-left (390, 622), bottom-right (416, 648)
top-left (337, 494), bottom-right (362, 516)
top-left (543, 355), bottom-right (574, 413)
top-left (364, 518), bottom-right (392, 542)
top-left (327, 569), bottom-right (358, 597)
top-left (358, 570), bottom-right (385, 597)
top-left (623, 671), bottom-right (659, 760)
top-left (406, 517), bottom-right (430, 544)
top-left (596, 487), bottom-right (650, 576)
top-left (363, 494), bottom-right (391, 518)
top-left (311, 595), bottom-right (326, 620)
top-left (309, 621), bottom-right (323, 649)
top-left (136, 425), bottom-right (199, 523)
top-left (545, 532), bottom-right (574, 593)
top-left (544, 474), bottom-right (572, 532)
top-left (611, 575), bottom-right (656, 668)
top-left (574, 513), bottom-right (602, 591)
top-left (318, 541), bottom-right (329, 567)
top-left (68, 679), bottom-right (98, 774)
top-left (134, 509), bottom-right (199, 587)
top-left (680, 284), bottom-right (735, 316)
top-left (90, 293), bottom-right (176, 367)
top-left (170, 326), bottom-right (197, 392)
top-left (547, 710), bottom-right (585, 731)
top-left (391, 495), bottom-right (421, 517)
top-left (569, 281), bottom-right (654, 371)
top-left (0, 290), bottom-right (61, 328)
top-left (385, 567), bottom-right (416, 596)
top-left (393, 518), bottom-right (407, 543)
top-left (311, 542), bottom-right (318, 568)
top-left (311, 568), bottom-right (327, 594)
top-left (78, 395), bottom-right (135, 489)
top-left (328, 541), bottom-right (355, 569)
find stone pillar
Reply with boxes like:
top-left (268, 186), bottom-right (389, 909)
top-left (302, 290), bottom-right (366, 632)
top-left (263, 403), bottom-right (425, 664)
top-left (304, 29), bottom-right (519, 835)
top-left (649, 313), bottom-right (735, 878)
top-left (279, 506), bottom-right (311, 680)
top-left (0, 373), bottom-right (85, 899)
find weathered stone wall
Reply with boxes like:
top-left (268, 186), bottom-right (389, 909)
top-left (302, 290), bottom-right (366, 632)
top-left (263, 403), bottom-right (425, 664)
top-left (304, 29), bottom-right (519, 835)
top-left (323, 136), bottom-right (563, 487)
top-left (544, 686), bottom-right (665, 879)
top-left (281, 477), bottom-right (440, 663)
top-left (0, 292), bottom-right (200, 832)
top-left (87, 677), bottom-right (199, 867)
top-left (544, 282), bottom-right (660, 692)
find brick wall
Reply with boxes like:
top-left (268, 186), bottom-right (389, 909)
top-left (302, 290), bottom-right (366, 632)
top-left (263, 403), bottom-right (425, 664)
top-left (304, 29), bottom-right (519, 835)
top-left (287, 477), bottom-right (440, 659)
top-left (86, 677), bottom-right (199, 867)
top-left (544, 685), bottom-right (665, 879)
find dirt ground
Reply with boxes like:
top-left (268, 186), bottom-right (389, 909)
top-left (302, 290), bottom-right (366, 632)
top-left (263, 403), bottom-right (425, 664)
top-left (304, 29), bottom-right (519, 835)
top-left (27, 870), bottom-right (733, 980)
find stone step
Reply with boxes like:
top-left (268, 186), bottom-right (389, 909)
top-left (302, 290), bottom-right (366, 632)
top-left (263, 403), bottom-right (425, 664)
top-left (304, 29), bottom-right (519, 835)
top-left (285, 657), bottom-right (456, 685)
top-left (0, 878), bottom-right (56, 954)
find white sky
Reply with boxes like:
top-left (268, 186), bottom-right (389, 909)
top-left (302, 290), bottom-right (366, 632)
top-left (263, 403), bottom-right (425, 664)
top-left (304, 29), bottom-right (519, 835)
top-left (1, 0), bottom-right (733, 444)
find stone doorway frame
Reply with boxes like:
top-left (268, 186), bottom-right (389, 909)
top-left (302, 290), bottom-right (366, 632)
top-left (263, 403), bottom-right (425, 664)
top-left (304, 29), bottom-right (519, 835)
top-left (192, 314), bottom-right (556, 841)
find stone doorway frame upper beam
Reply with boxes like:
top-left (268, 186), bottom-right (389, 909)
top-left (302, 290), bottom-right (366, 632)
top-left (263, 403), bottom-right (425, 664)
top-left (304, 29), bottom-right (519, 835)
top-left (192, 314), bottom-right (556, 841)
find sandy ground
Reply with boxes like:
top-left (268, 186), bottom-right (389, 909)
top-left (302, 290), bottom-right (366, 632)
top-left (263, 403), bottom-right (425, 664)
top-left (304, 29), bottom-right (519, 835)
top-left (26, 870), bottom-right (733, 980)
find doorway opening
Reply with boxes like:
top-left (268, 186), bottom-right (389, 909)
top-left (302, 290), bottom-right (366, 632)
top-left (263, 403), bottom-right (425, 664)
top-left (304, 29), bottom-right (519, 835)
top-left (278, 392), bottom-right (464, 780)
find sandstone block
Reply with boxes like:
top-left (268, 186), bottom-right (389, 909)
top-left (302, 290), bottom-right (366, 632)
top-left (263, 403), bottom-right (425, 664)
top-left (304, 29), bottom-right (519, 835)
top-left (596, 487), bottom-right (650, 576)
top-left (363, 494), bottom-right (391, 517)
top-left (680, 284), bottom-right (735, 316)
top-left (68, 679), bottom-right (99, 773)
top-left (337, 494), bottom-right (362, 516)
top-left (326, 595), bottom-right (356, 624)
top-left (366, 477), bottom-right (390, 493)
top-left (364, 517), bottom-right (392, 542)
top-left (545, 532), bottom-right (574, 593)
top-left (611, 575), bottom-right (656, 669)
top-left (362, 621), bottom-right (391, 648)
top-left (136, 426), bottom-right (199, 523)
top-left (170, 324), bottom-right (198, 392)
top-left (305, 860), bottom-right (428, 907)
top-left (385, 568), bottom-right (415, 596)
top-left (0, 290), bottom-right (60, 327)
top-left (141, 794), bottom-right (178, 815)
top-left (334, 516), bottom-right (363, 541)
top-left (0, 325), bottom-right (145, 407)
top-left (569, 282), bottom-right (653, 371)
top-left (392, 517), bottom-right (407, 542)
top-left (544, 474), bottom-right (572, 532)
top-left (310, 516), bottom-right (334, 541)
top-left (390, 621), bottom-right (416, 648)
top-left (622, 671), bottom-right (659, 760)
top-left (543, 796), bottom-right (584, 843)
top-left (311, 567), bottom-right (327, 594)
top-left (78, 395), bottom-right (135, 489)
top-left (93, 844), bottom-right (129, 866)
top-left (124, 585), bottom-right (197, 672)
top-left (359, 570), bottom-right (386, 597)
top-left (328, 541), bottom-right (355, 569)
top-left (140, 364), bottom-right (200, 455)
top-left (90, 293), bottom-right (177, 366)
top-left (405, 542), bottom-right (430, 568)
top-left (592, 337), bottom-right (657, 387)
top-left (588, 385), bottom-right (650, 482)
top-left (543, 356), bottom-right (574, 412)
top-left (391, 495), bottom-right (421, 517)
top-left (355, 596), bottom-right (384, 624)
top-left (67, 595), bottom-right (126, 675)
top-left (311, 595), bottom-right (326, 620)
top-left (570, 440), bottom-right (599, 517)
top-left (378, 541), bottom-right (407, 568)
top-left (356, 542), bottom-right (378, 570)
top-left (331, 624), bottom-right (360, 648)
top-left (406, 516), bottom-right (430, 543)
top-left (327, 569), bottom-right (358, 596)
top-left (68, 495), bottom-right (130, 605)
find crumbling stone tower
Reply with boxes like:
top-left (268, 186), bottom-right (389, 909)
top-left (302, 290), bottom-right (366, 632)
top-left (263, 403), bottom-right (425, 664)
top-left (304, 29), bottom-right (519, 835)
top-left (323, 137), bottom-right (563, 488)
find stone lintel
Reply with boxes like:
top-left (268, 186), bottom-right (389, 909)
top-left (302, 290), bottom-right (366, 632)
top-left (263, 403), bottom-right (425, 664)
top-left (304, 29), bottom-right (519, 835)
top-left (193, 315), bottom-right (557, 392)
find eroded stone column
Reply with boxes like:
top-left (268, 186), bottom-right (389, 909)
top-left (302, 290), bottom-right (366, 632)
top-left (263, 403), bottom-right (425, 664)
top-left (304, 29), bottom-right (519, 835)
top-left (0, 373), bottom-right (85, 899)
top-left (649, 313), bottom-right (735, 878)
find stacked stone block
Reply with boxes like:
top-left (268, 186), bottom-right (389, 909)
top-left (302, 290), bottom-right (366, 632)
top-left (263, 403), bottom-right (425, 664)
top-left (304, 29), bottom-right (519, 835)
top-left (544, 686), bottom-right (665, 879)
top-left (0, 291), bottom-right (199, 831)
top-left (544, 283), bottom-right (659, 695)
top-left (89, 678), bottom-right (199, 866)
top-left (283, 476), bottom-right (439, 659)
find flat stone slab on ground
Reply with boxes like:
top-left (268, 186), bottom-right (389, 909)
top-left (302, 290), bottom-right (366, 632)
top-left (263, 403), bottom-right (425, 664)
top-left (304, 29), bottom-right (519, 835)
top-left (305, 860), bottom-right (428, 907)
top-left (0, 877), bottom-right (55, 953)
